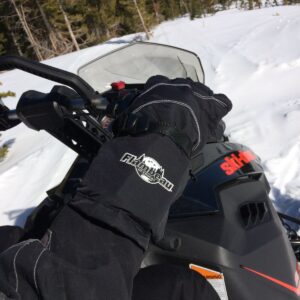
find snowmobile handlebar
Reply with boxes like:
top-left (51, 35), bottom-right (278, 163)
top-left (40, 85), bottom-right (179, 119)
top-left (0, 56), bottom-right (144, 158)
top-left (5, 109), bottom-right (18, 120)
top-left (0, 55), bottom-right (108, 109)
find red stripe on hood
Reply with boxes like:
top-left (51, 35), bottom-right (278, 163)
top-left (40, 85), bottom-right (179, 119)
top-left (241, 265), bottom-right (300, 296)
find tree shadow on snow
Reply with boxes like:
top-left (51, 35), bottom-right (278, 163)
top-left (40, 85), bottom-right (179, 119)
top-left (105, 39), bottom-right (132, 45)
top-left (0, 138), bottom-right (16, 151)
top-left (105, 34), bottom-right (145, 45)
top-left (272, 187), bottom-right (300, 231)
top-left (2, 138), bottom-right (15, 148)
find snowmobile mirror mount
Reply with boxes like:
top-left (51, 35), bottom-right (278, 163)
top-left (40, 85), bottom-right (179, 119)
top-left (0, 55), bottom-right (108, 110)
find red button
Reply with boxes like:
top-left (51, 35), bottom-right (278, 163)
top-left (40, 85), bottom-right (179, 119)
top-left (111, 81), bottom-right (126, 91)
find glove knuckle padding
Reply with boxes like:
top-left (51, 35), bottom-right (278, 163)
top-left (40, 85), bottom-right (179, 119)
top-left (131, 84), bottom-right (204, 151)
top-left (129, 77), bottom-right (233, 154)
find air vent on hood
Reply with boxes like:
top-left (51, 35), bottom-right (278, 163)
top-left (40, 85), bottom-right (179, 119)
top-left (240, 202), bottom-right (269, 229)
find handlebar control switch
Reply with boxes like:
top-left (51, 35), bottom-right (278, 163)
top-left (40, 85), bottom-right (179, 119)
top-left (111, 81), bottom-right (126, 91)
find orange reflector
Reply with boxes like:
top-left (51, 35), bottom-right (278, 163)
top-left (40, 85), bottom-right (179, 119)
top-left (189, 264), bottom-right (223, 280)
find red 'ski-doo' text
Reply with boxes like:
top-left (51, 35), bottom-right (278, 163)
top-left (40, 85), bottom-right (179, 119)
top-left (220, 151), bottom-right (256, 175)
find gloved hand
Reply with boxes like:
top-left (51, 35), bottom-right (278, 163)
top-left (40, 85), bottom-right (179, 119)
top-left (70, 76), bottom-right (232, 248)
top-left (113, 75), bottom-right (232, 157)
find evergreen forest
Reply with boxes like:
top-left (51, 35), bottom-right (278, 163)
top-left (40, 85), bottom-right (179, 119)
top-left (0, 0), bottom-right (298, 60)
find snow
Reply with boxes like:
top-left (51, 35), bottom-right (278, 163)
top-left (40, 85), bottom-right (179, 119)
top-left (0, 6), bottom-right (300, 227)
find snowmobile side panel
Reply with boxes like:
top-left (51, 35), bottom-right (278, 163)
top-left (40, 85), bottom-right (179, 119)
top-left (144, 178), bottom-right (299, 299)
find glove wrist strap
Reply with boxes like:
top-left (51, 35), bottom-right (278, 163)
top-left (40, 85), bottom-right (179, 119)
top-left (113, 114), bottom-right (193, 157)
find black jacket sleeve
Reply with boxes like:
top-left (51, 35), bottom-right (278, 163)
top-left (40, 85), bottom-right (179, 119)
top-left (0, 134), bottom-right (190, 300)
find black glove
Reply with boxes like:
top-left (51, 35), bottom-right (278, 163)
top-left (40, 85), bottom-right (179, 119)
top-left (113, 76), bottom-right (232, 157)
top-left (70, 76), bottom-right (232, 248)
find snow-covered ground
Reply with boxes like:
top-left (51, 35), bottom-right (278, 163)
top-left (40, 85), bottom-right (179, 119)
top-left (0, 5), bottom-right (300, 227)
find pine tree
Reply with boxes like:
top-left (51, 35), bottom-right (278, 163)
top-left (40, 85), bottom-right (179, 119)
top-left (0, 0), bottom-right (24, 56)
top-left (82, 0), bottom-right (119, 44)
top-left (0, 32), bottom-right (7, 56)
top-left (159, 0), bottom-right (181, 20)
top-left (190, 0), bottom-right (204, 20)
top-left (116, 0), bottom-right (153, 36)
top-left (57, 0), bottom-right (80, 51)
top-left (35, 0), bottom-right (60, 54)
top-left (180, 0), bottom-right (190, 14)
top-left (9, 0), bottom-right (44, 60)
top-left (0, 82), bottom-right (15, 99)
top-left (0, 81), bottom-right (15, 161)
top-left (0, 0), bottom-right (276, 60)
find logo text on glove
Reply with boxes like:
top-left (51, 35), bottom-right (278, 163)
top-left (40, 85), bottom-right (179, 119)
top-left (120, 153), bottom-right (174, 192)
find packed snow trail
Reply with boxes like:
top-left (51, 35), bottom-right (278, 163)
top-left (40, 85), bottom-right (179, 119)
top-left (0, 6), bottom-right (299, 226)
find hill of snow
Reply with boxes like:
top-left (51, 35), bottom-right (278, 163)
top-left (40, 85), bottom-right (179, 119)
top-left (0, 5), bottom-right (299, 227)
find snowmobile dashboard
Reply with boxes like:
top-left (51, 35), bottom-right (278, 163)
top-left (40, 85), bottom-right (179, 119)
top-left (0, 43), bottom-right (206, 158)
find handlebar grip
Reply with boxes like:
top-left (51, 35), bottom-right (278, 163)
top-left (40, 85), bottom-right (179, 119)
top-left (0, 55), bottom-right (97, 104)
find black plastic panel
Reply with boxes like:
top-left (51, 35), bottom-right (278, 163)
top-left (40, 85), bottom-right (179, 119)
top-left (169, 143), bottom-right (265, 218)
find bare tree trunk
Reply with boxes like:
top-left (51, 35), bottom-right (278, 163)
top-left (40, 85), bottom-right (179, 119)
top-left (56, 30), bottom-right (70, 52)
top-left (180, 0), bottom-right (190, 14)
top-left (35, 0), bottom-right (59, 53)
top-left (248, 0), bottom-right (254, 9)
top-left (20, 5), bottom-right (45, 59)
top-left (57, 0), bottom-right (80, 51)
top-left (152, 0), bottom-right (160, 23)
top-left (132, 0), bottom-right (151, 40)
top-left (9, 0), bottom-right (43, 60)
top-left (5, 18), bottom-right (24, 56)
top-left (106, 28), bottom-right (111, 39)
top-left (170, 1), bottom-right (175, 18)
